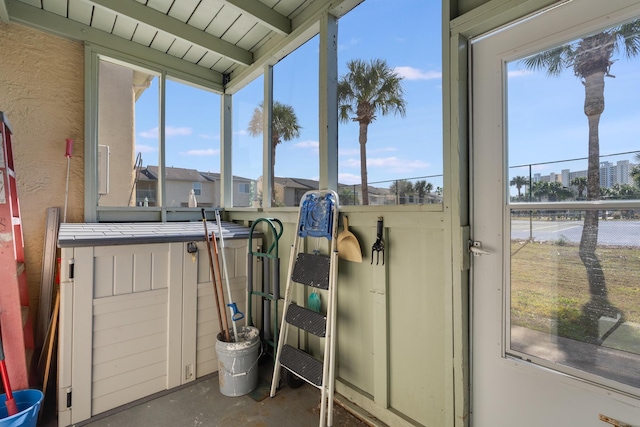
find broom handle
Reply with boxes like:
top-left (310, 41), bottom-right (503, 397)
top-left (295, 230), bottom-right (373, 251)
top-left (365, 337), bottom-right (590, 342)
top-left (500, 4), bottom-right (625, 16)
top-left (215, 210), bottom-right (240, 342)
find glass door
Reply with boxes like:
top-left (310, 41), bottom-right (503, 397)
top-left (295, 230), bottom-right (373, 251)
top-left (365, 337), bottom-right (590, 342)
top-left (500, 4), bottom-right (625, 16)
top-left (471, 1), bottom-right (640, 425)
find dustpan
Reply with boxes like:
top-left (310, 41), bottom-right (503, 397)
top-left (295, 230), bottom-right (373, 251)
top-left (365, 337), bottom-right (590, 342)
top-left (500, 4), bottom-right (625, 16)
top-left (337, 215), bottom-right (362, 262)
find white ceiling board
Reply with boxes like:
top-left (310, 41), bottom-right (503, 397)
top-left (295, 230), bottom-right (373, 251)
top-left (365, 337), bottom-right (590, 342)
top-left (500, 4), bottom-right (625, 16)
top-left (42, 0), bottom-right (66, 17)
top-left (111, 14), bottom-right (138, 40)
top-left (224, 0), bottom-right (291, 35)
top-left (166, 37), bottom-right (191, 59)
top-left (149, 31), bottom-right (175, 53)
top-left (19, 0), bottom-right (40, 7)
top-left (91, 7), bottom-right (117, 33)
top-left (205, 5), bottom-right (240, 38)
top-left (90, 0), bottom-right (252, 66)
top-left (198, 50), bottom-right (223, 69)
top-left (131, 22), bottom-right (157, 47)
top-left (236, 24), bottom-right (272, 51)
top-left (68, 0), bottom-right (92, 24)
top-left (181, 45), bottom-right (207, 64)
top-left (211, 56), bottom-right (235, 74)
top-left (167, 0), bottom-right (199, 23)
top-left (221, 14), bottom-right (255, 45)
top-left (147, 0), bottom-right (173, 14)
top-left (8, 0), bottom-right (223, 86)
top-left (187, 0), bottom-right (222, 31)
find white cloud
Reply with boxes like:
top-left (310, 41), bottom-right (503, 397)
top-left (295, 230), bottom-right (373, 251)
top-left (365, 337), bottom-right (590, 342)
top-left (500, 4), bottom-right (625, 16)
top-left (166, 126), bottom-right (192, 136)
top-left (367, 156), bottom-right (431, 173)
top-left (294, 140), bottom-right (319, 149)
top-left (138, 126), bottom-right (192, 138)
top-left (234, 129), bottom-right (248, 136)
top-left (338, 173), bottom-right (361, 185)
top-left (369, 147), bottom-right (398, 154)
top-left (339, 148), bottom-right (359, 156)
top-left (394, 66), bottom-right (442, 81)
top-left (338, 37), bottom-right (360, 51)
top-left (181, 148), bottom-right (219, 156)
top-left (199, 133), bottom-right (218, 140)
top-left (135, 144), bottom-right (156, 153)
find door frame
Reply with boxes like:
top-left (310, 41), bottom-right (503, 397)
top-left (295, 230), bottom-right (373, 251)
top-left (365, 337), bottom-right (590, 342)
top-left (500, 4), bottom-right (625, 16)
top-left (468, 0), bottom-right (640, 425)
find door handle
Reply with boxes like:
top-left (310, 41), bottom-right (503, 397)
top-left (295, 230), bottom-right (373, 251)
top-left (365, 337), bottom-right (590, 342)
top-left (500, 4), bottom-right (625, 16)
top-left (469, 241), bottom-right (491, 256)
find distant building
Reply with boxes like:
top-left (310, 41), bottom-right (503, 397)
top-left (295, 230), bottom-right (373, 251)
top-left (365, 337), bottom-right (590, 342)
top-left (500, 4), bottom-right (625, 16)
top-left (136, 166), bottom-right (254, 207)
top-left (536, 160), bottom-right (634, 190)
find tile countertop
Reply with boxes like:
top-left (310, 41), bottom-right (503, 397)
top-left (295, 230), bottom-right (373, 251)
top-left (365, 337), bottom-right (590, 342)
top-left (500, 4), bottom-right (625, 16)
top-left (58, 221), bottom-right (260, 248)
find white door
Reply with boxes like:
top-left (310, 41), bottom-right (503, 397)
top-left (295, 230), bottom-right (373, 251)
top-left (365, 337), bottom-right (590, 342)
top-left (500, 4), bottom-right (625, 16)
top-left (472, 1), bottom-right (640, 426)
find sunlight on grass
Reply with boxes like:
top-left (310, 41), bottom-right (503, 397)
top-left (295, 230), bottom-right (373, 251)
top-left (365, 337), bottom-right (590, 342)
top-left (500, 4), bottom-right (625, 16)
top-left (511, 240), bottom-right (640, 351)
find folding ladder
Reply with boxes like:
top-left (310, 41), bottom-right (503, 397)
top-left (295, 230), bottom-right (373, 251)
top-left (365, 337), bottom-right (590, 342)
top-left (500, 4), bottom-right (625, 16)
top-left (0, 112), bottom-right (33, 390)
top-left (270, 189), bottom-right (339, 427)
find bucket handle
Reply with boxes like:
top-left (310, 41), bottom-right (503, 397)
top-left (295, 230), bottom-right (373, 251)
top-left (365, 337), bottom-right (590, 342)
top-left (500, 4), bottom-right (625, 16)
top-left (220, 342), bottom-right (264, 378)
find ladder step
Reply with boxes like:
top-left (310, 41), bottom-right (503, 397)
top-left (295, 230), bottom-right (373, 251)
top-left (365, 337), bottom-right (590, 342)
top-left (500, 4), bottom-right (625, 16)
top-left (17, 262), bottom-right (25, 276)
top-left (280, 344), bottom-right (323, 387)
top-left (21, 306), bottom-right (29, 328)
top-left (285, 303), bottom-right (326, 337)
top-left (291, 253), bottom-right (330, 290)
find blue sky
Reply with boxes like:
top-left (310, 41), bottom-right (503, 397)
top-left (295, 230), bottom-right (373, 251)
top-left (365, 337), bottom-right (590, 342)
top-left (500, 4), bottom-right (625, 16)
top-left (134, 0), bottom-right (444, 188)
top-left (133, 1), bottom-right (639, 193)
top-left (507, 42), bottom-right (640, 184)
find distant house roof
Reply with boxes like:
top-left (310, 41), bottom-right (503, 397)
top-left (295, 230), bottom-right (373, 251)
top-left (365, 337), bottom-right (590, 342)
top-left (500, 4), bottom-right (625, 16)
top-left (144, 166), bottom-right (208, 182)
top-left (140, 166), bottom-right (252, 183)
top-left (200, 171), bottom-right (253, 182)
top-left (275, 177), bottom-right (318, 190)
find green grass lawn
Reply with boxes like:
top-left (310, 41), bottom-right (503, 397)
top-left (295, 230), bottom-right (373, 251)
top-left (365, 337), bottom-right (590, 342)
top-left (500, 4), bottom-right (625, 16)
top-left (510, 240), bottom-right (640, 347)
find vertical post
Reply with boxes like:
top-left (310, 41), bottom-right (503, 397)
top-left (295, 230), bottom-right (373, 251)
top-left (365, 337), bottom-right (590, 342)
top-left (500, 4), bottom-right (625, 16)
top-left (263, 65), bottom-right (274, 208)
top-left (221, 94), bottom-right (233, 208)
top-left (319, 13), bottom-right (338, 192)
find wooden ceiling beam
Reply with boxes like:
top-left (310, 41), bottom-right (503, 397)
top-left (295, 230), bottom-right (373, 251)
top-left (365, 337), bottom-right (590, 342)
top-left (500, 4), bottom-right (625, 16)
top-left (88, 0), bottom-right (253, 66)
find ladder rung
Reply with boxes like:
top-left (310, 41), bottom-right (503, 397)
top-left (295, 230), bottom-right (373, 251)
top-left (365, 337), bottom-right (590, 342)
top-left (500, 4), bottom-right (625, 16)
top-left (21, 306), bottom-right (29, 327)
top-left (285, 303), bottom-right (326, 337)
top-left (280, 344), bottom-right (323, 387)
top-left (291, 253), bottom-right (330, 290)
top-left (17, 262), bottom-right (25, 276)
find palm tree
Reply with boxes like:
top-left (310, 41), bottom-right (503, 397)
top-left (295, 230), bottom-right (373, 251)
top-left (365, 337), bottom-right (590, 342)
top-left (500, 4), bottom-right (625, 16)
top-left (414, 180), bottom-right (427, 203)
top-left (521, 20), bottom-right (640, 342)
top-left (631, 165), bottom-right (640, 189)
top-left (390, 179), bottom-right (413, 204)
top-left (338, 59), bottom-right (407, 205)
top-left (570, 176), bottom-right (588, 199)
top-left (248, 101), bottom-right (301, 205)
top-left (509, 176), bottom-right (529, 200)
top-left (531, 181), bottom-right (549, 202)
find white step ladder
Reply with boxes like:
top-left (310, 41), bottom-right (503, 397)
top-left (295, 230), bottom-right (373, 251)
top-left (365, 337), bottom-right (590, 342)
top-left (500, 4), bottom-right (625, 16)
top-left (270, 189), bottom-right (339, 427)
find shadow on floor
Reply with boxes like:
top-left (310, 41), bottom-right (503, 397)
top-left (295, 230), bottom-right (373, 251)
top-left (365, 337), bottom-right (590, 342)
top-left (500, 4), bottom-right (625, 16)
top-left (40, 362), bottom-right (380, 427)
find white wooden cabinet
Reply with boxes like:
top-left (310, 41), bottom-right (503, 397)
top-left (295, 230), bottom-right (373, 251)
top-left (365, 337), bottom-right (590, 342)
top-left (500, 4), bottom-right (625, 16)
top-left (56, 223), bottom-right (259, 427)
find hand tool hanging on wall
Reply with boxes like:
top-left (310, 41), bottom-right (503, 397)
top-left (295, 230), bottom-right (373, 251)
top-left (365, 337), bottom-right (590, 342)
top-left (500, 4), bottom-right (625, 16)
top-left (371, 216), bottom-right (384, 265)
top-left (63, 138), bottom-right (73, 223)
top-left (215, 210), bottom-right (244, 342)
top-left (201, 209), bottom-right (229, 342)
top-left (337, 215), bottom-right (362, 263)
top-left (0, 333), bottom-right (18, 416)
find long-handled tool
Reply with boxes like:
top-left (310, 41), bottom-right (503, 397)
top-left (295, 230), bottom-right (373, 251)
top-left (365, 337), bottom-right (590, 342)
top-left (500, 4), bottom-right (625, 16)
top-left (201, 209), bottom-right (229, 342)
top-left (215, 210), bottom-right (244, 342)
top-left (0, 334), bottom-right (18, 416)
top-left (63, 138), bottom-right (73, 223)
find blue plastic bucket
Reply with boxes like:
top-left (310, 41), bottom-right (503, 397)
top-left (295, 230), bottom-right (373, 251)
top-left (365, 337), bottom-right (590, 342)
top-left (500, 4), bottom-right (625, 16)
top-left (0, 389), bottom-right (44, 427)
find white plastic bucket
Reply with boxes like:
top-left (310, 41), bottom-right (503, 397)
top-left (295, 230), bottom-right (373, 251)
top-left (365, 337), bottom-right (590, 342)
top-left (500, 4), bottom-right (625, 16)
top-left (215, 326), bottom-right (260, 397)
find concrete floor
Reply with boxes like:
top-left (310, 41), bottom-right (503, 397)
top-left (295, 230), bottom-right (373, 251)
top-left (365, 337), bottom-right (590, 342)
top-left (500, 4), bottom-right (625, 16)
top-left (41, 364), bottom-right (381, 427)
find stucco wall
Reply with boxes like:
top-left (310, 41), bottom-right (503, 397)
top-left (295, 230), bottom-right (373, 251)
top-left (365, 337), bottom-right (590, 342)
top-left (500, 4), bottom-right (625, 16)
top-left (0, 22), bottom-right (84, 328)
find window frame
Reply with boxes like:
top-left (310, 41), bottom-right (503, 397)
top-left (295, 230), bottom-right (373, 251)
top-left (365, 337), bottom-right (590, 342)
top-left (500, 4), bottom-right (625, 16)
top-left (84, 44), bottom-right (224, 222)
